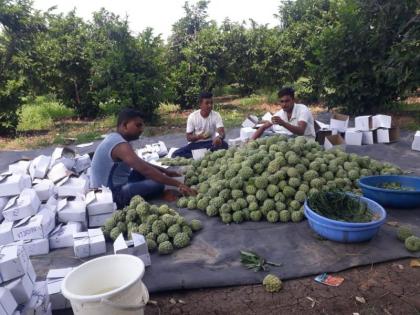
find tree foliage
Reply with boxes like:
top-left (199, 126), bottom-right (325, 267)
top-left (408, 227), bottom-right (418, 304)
top-left (0, 0), bottom-right (418, 134)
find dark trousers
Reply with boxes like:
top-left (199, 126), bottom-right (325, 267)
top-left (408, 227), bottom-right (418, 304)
top-left (172, 140), bottom-right (228, 159)
top-left (112, 170), bottom-right (165, 208)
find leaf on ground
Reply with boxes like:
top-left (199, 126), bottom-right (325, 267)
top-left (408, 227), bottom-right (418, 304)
top-left (410, 259), bottom-right (420, 268)
top-left (386, 221), bottom-right (399, 227)
top-left (169, 298), bottom-right (177, 304)
top-left (178, 299), bottom-right (186, 304)
top-left (355, 296), bottom-right (366, 304)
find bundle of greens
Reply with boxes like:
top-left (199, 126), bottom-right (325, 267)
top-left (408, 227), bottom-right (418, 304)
top-left (240, 250), bottom-right (282, 272)
top-left (308, 191), bottom-right (374, 223)
top-left (377, 182), bottom-right (415, 191)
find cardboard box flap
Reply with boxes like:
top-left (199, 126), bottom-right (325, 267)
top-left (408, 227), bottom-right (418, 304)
top-left (132, 233), bottom-right (146, 246)
top-left (113, 233), bottom-right (127, 253)
top-left (49, 223), bottom-right (64, 237)
top-left (326, 134), bottom-right (346, 145)
top-left (56, 199), bottom-right (68, 212)
top-left (4, 196), bottom-right (19, 211)
top-left (315, 120), bottom-right (330, 131)
top-left (0, 172), bottom-right (12, 183)
top-left (13, 216), bottom-right (32, 228)
top-left (85, 191), bottom-right (96, 205)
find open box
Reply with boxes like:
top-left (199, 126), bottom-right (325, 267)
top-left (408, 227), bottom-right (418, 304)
top-left (324, 134), bottom-right (346, 150)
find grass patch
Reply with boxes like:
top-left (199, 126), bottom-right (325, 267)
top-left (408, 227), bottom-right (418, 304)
top-left (17, 95), bottom-right (75, 132)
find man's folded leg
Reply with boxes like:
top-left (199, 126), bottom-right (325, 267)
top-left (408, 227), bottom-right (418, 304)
top-left (113, 178), bottom-right (165, 208)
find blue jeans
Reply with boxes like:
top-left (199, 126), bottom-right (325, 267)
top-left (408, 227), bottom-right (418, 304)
top-left (172, 140), bottom-right (228, 159)
top-left (112, 170), bottom-right (165, 208)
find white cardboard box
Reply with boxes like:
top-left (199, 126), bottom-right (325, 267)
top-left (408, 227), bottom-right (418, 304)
top-left (9, 161), bottom-right (31, 176)
top-left (344, 129), bottom-right (363, 146)
top-left (241, 115), bottom-right (259, 128)
top-left (73, 228), bottom-right (106, 258)
top-left (261, 112), bottom-right (273, 122)
top-left (86, 188), bottom-right (115, 215)
top-left (324, 134), bottom-right (346, 150)
top-left (20, 281), bottom-right (50, 315)
top-left (372, 114), bottom-right (392, 129)
top-left (191, 149), bottom-right (209, 160)
top-left (50, 147), bottom-right (76, 170)
top-left (228, 137), bottom-right (243, 147)
top-left (56, 176), bottom-right (89, 197)
top-left (354, 115), bottom-right (373, 131)
top-left (3, 189), bottom-right (41, 222)
top-left (0, 287), bottom-right (18, 315)
top-left (15, 239), bottom-right (49, 257)
top-left (12, 208), bottom-right (55, 241)
top-left (4, 273), bottom-right (34, 305)
top-left (46, 268), bottom-right (73, 310)
top-left (47, 163), bottom-right (70, 183)
top-left (240, 127), bottom-right (255, 141)
top-left (88, 212), bottom-right (115, 228)
top-left (0, 196), bottom-right (9, 212)
top-left (73, 154), bottom-right (91, 174)
top-left (0, 245), bottom-right (33, 283)
top-left (0, 221), bottom-right (14, 246)
top-left (49, 222), bottom-right (82, 249)
top-left (0, 174), bottom-right (32, 197)
top-left (57, 198), bottom-right (86, 223)
top-left (411, 131), bottom-right (420, 151)
top-left (113, 233), bottom-right (151, 266)
top-left (330, 113), bottom-right (349, 133)
top-left (29, 156), bottom-right (51, 180)
top-left (362, 131), bottom-right (375, 145)
top-left (375, 127), bottom-right (400, 143)
top-left (32, 180), bottom-right (54, 202)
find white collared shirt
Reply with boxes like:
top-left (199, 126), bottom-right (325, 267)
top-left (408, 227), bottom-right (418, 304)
top-left (186, 110), bottom-right (224, 142)
top-left (272, 103), bottom-right (316, 137)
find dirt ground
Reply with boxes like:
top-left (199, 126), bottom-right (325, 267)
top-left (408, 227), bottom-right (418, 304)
top-left (55, 258), bottom-right (420, 315)
top-left (143, 259), bottom-right (420, 315)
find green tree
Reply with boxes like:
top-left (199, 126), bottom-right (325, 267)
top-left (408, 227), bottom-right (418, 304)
top-left (312, 0), bottom-right (418, 113)
top-left (89, 9), bottom-right (169, 120)
top-left (0, 0), bottom-right (45, 134)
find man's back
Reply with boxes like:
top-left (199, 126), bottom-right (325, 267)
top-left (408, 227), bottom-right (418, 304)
top-left (90, 132), bottom-right (131, 188)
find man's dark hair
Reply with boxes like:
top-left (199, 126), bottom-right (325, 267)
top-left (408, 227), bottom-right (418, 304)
top-left (199, 91), bottom-right (213, 103)
top-left (117, 108), bottom-right (143, 127)
top-left (278, 87), bottom-right (295, 99)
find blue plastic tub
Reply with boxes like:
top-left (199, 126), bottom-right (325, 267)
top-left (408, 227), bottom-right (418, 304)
top-left (358, 175), bottom-right (420, 209)
top-left (304, 195), bottom-right (386, 243)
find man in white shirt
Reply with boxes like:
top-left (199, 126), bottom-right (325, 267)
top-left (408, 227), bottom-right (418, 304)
top-left (251, 87), bottom-right (316, 140)
top-left (173, 92), bottom-right (228, 158)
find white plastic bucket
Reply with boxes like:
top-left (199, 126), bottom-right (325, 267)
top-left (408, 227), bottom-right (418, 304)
top-left (61, 254), bottom-right (149, 315)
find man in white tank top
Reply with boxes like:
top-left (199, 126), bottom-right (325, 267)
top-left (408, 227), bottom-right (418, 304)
top-left (173, 92), bottom-right (228, 158)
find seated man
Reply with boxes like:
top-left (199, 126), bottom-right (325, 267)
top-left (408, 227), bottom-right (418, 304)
top-left (252, 87), bottom-right (316, 140)
top-left (91, 108), bottom-right (196, 208)
top-left (173, 92), bottom-right (228, 158)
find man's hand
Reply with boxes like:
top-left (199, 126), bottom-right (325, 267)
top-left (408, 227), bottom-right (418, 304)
top-left (212, 136), bottom-right (222, 147)
top-left (178, 183), bottom-right (197, 196)
top-left (272, 116), bottom-right (284, 126)
top-left (164, 169), bottom-right (182, 177)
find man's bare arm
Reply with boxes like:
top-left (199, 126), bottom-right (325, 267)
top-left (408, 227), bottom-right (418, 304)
top-left (112, 143), bottom-right (183, 187)
top-left (251, 122), bottom-right (272, 140)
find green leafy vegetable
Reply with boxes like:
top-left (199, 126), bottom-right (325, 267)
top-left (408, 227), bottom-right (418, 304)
top-left (308, 191), bottom-right (374, 223)
top-left (240, 250), bottom-right (282, 272)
